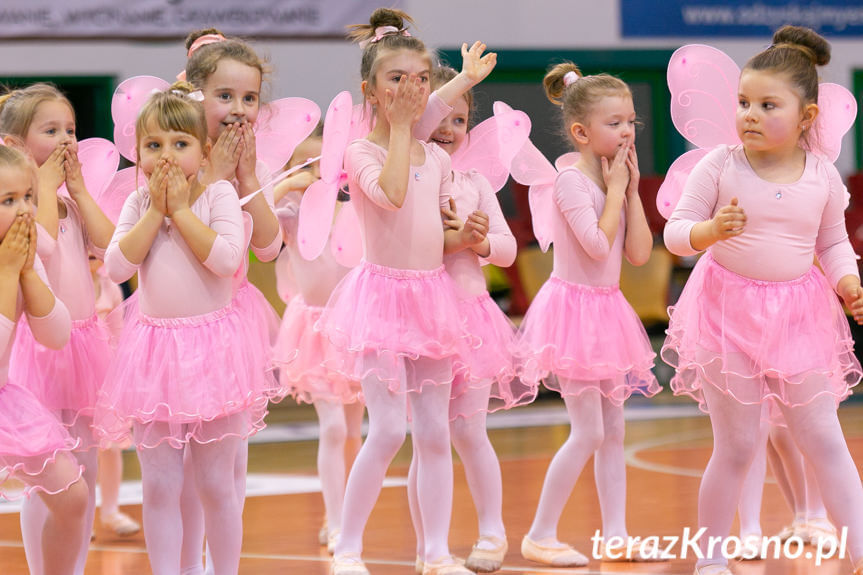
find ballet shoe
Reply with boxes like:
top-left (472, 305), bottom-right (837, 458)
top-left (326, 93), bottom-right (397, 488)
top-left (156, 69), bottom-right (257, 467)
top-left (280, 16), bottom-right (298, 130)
top-left (327, 528), bottom-right (341, 555)
top-left (806, 519), bottom-right (838, 552)
top-left (331, 552), bottom-right (369, 575)
top-left (853, 557), bottom-right (863, 575)
top-left (319, 521), bottom-right (329, 546)
top-left (520, 535), bottom-right (589, 567)
top-left (422, 556), bottom-right (472, 575)
top-left (693, 564), bottom-right (733, 575)
top-left (776, 518), bottom-right (808, 542)
top-left (101, 510), bottom-right (141, 537)
top-left (415, 555), bottom-right (424, 574)
top-left (600, 537), bottom-right (667, 562)
top-left (465, 535), bottom-right (508, 572)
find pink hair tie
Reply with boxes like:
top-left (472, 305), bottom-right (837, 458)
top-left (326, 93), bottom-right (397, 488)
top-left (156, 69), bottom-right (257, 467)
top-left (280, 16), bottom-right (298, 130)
top-left (563, 71), bottom-right (580, 87)
top-left (359, 26), bottom-right (411, 49)
top-left (177, 33), bottom-right (226, 81)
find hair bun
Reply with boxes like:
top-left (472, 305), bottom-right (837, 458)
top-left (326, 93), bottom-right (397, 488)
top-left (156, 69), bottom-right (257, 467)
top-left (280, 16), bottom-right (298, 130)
top-left (369, 8), bottom-right (408, 30)
top-left (773, 25), bottom-right (830, 66)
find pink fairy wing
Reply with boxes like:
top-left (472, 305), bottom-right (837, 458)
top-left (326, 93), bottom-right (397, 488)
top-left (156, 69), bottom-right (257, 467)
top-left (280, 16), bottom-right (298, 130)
top-left (528, 183), bottom-right (556, 253)
top-left (112, 76), bottom-right (170, 162)
top-left (668, 45), bottom-right (741, 149)
top-left (806, 83), bottom-right (857, 163)
top-left (509, 138), bottom-right (556, 188)
top-left (97, 166), bottom-right (147, 224)
top-left (254, 98), bottom-right (321, 172)
top-left (297, 92), bottom-right (353, 261)
top-left (58, 138), bottom-right (121, 199)
top-left (555, 152), bottom-right (580, 171)
top-left (349, 103), bottom-right (372, 142)
top-left (656, 148), bottom-right (711, 220)
top-left (330, 201), bottom-right (363, 268)
top-left (451, 108), bottom-right (529, 192)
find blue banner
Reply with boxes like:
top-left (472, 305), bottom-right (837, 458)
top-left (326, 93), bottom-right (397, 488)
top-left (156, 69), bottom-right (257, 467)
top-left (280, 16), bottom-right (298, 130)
top-left (621, 0), bottom-right (863, 37)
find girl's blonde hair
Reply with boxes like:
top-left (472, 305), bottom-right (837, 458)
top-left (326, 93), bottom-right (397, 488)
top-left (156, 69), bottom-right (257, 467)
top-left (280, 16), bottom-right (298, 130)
top-left (543, 62), bottom-right (631, 145)
top-left (135, 81), bottom-right (208, 156)
top-left (0, 83), bottom-right (75, 139)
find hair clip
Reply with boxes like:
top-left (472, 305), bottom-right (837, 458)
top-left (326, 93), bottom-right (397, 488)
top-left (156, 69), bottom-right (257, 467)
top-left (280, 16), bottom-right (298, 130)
top-left (359, 26), bottom-right (411, 49)
top-left (186, 90), bottom-right (205, 102)
top-left (563, 71), bottom-right (580, 87)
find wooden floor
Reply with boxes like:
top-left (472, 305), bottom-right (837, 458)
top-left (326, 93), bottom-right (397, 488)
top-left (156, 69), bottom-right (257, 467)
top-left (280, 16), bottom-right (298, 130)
top-left (1, 397), bottom-right (862, 574)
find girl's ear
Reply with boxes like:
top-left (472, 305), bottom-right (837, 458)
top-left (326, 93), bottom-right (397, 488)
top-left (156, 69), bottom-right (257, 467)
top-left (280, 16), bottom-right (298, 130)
top-left (800, 102), bottom-right (819, 133)
top-left (570, 122), bottom-right (589, 146)
top-left (201, 139), bottom-right (212, 167)
top-left (362, 80), bottom-right (378, 106)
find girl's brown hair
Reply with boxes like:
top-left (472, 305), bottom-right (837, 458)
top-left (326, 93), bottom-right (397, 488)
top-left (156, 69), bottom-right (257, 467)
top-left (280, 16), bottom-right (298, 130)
top-left (135, 81), bottom-right (208, 156)
top-left (184, 27), bottom-right (270, 94)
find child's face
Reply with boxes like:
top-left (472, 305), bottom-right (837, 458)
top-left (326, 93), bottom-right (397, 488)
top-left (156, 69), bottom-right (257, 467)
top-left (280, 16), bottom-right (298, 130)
top-left (200, 59), bottom-right (262, 140)
top-left (365, 49), bottom-right (430, 111)
top-left (736, 69), bottom-right (808, 153)
top-left (288, 136), bottom-right (322, 178)
top-left (429, 96), bottom-right (469, 156)
top-left (0, 165), bottom-right (34, 241)
top-left (24, 100), bottom-right (77, 166)
top-left (137, 120), bottom-right (206, 180)
top-left (575, 95), bottom-right (636, 159)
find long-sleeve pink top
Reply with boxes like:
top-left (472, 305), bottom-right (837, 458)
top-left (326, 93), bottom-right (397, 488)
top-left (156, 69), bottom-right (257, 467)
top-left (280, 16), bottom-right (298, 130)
top-left (235, 160), bottom-right (282, 264)
top-left (104, 180), bottom-right (245, 318)
top-left (344, 139), bottom-right (453, 271)
top-left (35, 197), bottom-right (103, 321)
top-left (444, 170), bottom-right (516, 296)
top-left (275, 192), bottom-right (351, 307)
top-left (664, 145), bottom-right (858, 287)
top-left (0, 257), bottom-right (71, 385)
top-left (551, 167), bottom-right (626, 286)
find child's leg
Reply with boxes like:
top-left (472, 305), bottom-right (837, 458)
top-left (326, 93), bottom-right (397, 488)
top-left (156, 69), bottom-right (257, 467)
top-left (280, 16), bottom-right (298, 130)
top-left (72, 446), bottom-right (98, 575)
top-left (407, 373), bottom-right (454, 562)
top-left (343, 401), bottom-right (364, 473)
top-left (187, 415), bottom-right (244, 575)
top-left (334, 373), bottom-right (407, 556)
top-left (407, 443), bottom-right (424, 559)
top-left (527, 386), bottom-right (604, 543)
top-left (98, 448), bottom-right (123, 517)
top-left (136, 436), bottom-right (186, 575)
top-left (767, 424), bottom-right (807, 524)
top-left (780, 393), bottom-right (863, 561)
top-left (200, 437), bottom-right (249, 575)
top-left (736, 418), bottom-right (769, 537)
top-left (695, 381), bottom-right (763, 568)
top-left (179, 446), bottom-right (206, 575)
top-left (803, 459), bottom-right (829, 520)
top-left (314, 399), bottom-right (349, 536)
top-left (25, 453), bottom-right (88, 575)
top-left (450, 384), bottom-right (506, 547)
top-left (21, 491), bottom-right (49, 575)
top-left (593, 389), bottom-right (627, 540)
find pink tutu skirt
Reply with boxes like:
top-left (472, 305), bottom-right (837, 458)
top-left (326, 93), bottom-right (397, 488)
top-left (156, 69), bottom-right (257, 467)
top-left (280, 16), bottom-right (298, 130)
top-left (516, 276), bottom-right (660, 405)
top-left (274, 296), bottom-right (360, 404)
top-left (317, 261), bottom-right (470, 394)
top-left (233, 278), bottom-right (285, 401)
top-left (0, 380), bottom-right (83, 500)
top-left (662, 253), bottom-right (861, 411)
top-left (449, 292), bottom-right (536, 420)
top-left (10, 314), bottom-right (111, 442)
top-left (95, 301), bottom-right (274, 449)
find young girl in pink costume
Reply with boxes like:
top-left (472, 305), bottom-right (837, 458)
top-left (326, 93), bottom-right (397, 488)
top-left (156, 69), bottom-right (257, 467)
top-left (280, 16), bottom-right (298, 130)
top-left (0, 84), bottom-right (115, 575)
top-left (273, 129), bottom-right (365, 553)
top-left (662, 26), bottom-right (863, 575)
top-left (406, 64), bottom-right (532, 574)
top-left (322, 8), bottom-right (475, 575)
top-left (517, 63), bottom-right (660, 567)
top-left (0, 143), bottom-right (87, 575)
top-left (90, 255), bottom-right (141, 538)
top-left (97, 83), bottom-right (262, 575)
top-left (178, 29), bottom-right (284, 575)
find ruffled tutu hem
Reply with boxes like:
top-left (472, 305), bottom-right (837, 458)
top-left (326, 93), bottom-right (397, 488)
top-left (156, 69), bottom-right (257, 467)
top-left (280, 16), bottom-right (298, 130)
top-left (317, 262), bottom-right (471, 394)
top-left (274, 296), bottom-right (360, 404)
top-left (449, 292), bottom-right (537, 419)
top-left (233, 279), bottom-right (285, 402)
top-left (516, 276), bottom-right (659, 405)
top-left (662, 254), bottom-right (861, 411)
top-left (0, 381), bottom-right (84, 500)
top-left (9, 314), bottom-right (111, 421)
top-left (95, 302), bottom-right (273, 448)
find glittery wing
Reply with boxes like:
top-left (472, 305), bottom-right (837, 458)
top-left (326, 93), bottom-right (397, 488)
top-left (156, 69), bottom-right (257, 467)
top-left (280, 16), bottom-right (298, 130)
top-left (254, 98), bottom-right (321, 173)
top-left (668, 44), bottom-right (741, 149)
top-left (806, 83), bottom-right (858, 163)
top-left (330, 199), bottom-right (363, 268)
top-left (58, 138), bottom-right (120, 200)
top-left (112, 76), bottom-right (171, 162)
top-left (297, 91), bottom-right (353, 261)
top-left (451, 103), bottom-right (530, 192)
top-left (97, 166), bottom-right (147, 224)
